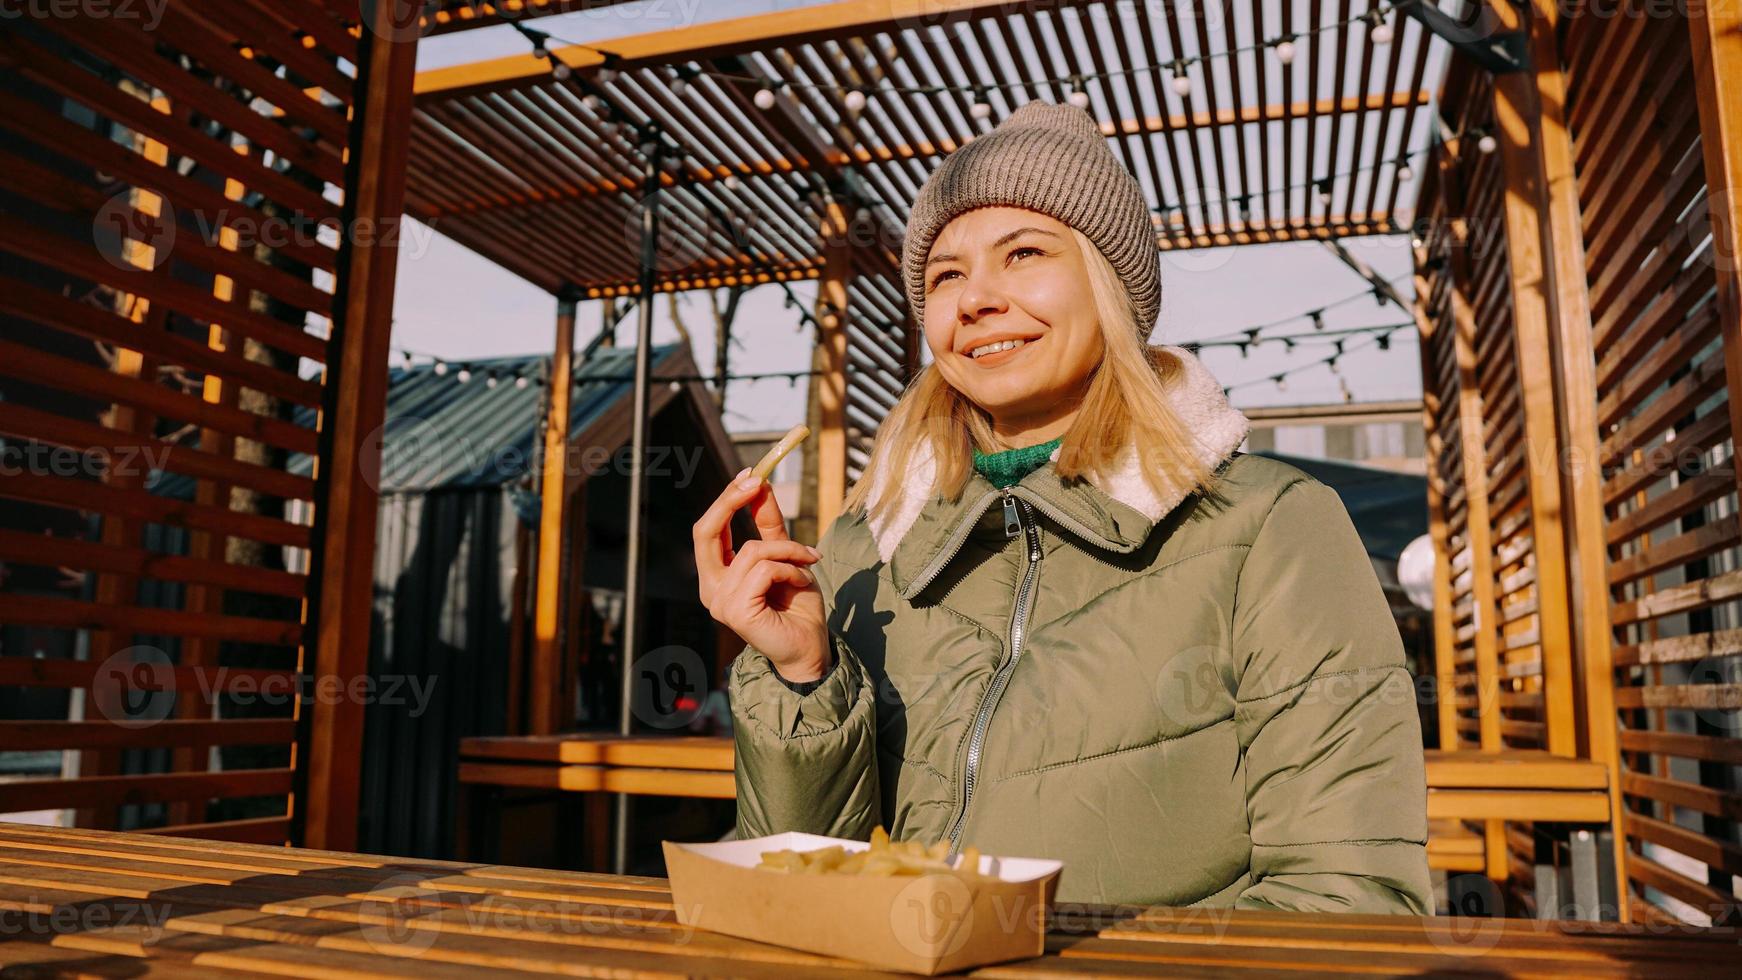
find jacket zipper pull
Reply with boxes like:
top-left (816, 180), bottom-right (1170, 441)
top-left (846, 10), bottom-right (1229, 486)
top-left (1002, 491), bottom-right (1021, 538)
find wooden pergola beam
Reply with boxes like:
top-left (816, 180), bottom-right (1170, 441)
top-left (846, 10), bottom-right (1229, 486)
top-left (420, 0), bottom-right (640, 36)
top-left (296, 5), bottom-right (421, 853)
top-left (1488, 2), bottom-right (1579, 765)
top-left (1156, 215), bottom-right (1400, 251)
top-left (414, 0), bottom-right (1030, 102)
top-left (1521, 0), bottom-right (1631, 920)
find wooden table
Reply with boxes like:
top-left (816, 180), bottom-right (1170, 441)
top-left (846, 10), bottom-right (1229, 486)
top-left (1, 823), bottom-right (1733, 977)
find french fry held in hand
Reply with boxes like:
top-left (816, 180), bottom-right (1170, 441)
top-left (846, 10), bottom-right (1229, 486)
top-left (757, 826), bottom-right (983, 879)
top-left (749, 424), bottom-right (810, 482)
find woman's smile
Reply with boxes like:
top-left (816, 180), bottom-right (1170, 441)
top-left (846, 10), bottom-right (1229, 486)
top-left (963, 334), bottom-right (1041, 367)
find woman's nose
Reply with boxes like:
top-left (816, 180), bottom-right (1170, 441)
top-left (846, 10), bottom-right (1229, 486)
top-left (955, 273), bottom-right (1008, 324)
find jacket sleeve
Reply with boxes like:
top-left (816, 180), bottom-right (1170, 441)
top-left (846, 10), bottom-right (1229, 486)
top-left (1230, 479), bottom-right (1432, 914)
top-left (728, 538), bottom-right (881, 840)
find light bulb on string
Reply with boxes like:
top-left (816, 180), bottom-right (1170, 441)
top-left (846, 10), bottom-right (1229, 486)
top-left (516, 375), bottom-right (531, 389)
top-left (671, 75), bottom-right (688, 97)
top-left (1275, 375), bottom-right (1288, 392)
top-left (551, 62), bottom-right (572, 81)
top-left (1170, 63), bottom-right (1191, 97)
top-left (724, 174), bottom-right (742, 191)
top-left (1396, 158), bottom-right (1414, 182)
top-left (753, 86), bottom-right (777, 109)
top-left (1477, 131), bottom-right (1498, 154)
top-left (844, 89), bottom-right (867, 112)
top-left (456, 367), bottom-right (472, 384)
top-left (1315, 179), bottom-right (1331, 205)
top-left (486, 373), bottom-right (500, 389)
top-left (1368, 11), bottom-right (1393, 45)
top-left (582, 93), bottom-right (602, 111)
top-left (1274, 37), bottom-right (1296, 66)
top-left (969, 88), bottom-right (992, 120)
top-left (401, 350), bottom-right (414, 368)
top-left (1310, 309), bottom-right (1325, 330)
top-left (1067, 77), bottom-right (1090, 109)
top-left (597, 66), bottom-right (619, 85)
top-left (433, 361), bottom-right (449, 376)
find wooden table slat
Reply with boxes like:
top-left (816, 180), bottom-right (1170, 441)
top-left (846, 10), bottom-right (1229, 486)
top-left (0, 823), bottom-right (1729, 978)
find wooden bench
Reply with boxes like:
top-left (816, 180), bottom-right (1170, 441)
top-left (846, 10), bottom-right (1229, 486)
top-left (1423, 749), bottom-right (1620, 916)
top-left (459, 733), bottom-right (734, 799)
top-left (456, 733), bottom-right (735, 867)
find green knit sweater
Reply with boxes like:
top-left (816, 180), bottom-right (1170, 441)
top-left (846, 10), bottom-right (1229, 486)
top-left (973, 437), bottom-right (1063, 489)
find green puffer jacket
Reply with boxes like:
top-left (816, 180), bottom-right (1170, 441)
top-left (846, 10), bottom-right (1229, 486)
top-left (728, 347), bottom-right (1432, 913)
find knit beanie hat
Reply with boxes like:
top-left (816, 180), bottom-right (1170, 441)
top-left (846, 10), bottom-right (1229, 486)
top-left (903, 100), bottom-right (1161, 340)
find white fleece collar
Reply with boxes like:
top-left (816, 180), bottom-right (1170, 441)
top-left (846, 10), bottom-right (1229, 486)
top-left (862, 344), bottom-right (1251, 563)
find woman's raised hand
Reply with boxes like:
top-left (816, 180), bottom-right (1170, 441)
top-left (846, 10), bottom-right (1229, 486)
top-left (693, 468), bottom-right (831, 683)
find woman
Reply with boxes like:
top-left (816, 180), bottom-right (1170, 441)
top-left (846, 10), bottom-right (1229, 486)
top-left (693, 101), bottom-right (1431, 913)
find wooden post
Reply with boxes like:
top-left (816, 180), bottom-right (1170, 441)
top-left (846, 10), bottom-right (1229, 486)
top-left (296, 4), bottom-right (419, 852)
top-left (814, 197), bottom-right (852, 533)
top-left (1688, 0), bottom-right (1742, 484)
top-left (1412, 257), bottom-right (1460, 753)
top-left (1437, 144), bottom-right (1510, 882)
top-left (1488, 3), bottom-right (1579, 762)
top-left (531, 289), bottom-right (579, 735)
top-left (1525, 0), bottom-right (1632, 920)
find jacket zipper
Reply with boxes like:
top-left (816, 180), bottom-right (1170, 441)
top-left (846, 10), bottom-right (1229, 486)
top-left (902, 486), bottom-right (1137, 601)
top-left (944, 491), bottom-right (1042, 859)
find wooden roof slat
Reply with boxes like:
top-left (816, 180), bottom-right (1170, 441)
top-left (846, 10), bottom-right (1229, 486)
top-left (1130, 6), bottom-right (1194, 229)
top-left (1248, 0), bottom-right (1277, 225)
top-left (1069, 5), bottom-right (1151, 194)
top-left (1337, 1), bottom-right (1384, 219)
top-left (1151, 3), bottom-right (1214, 235)
top-left (1383, 22), bottom-right (1436, 222)
top-left (1356, 11), bottom-right (1410, 218)
top-left (406, 0), bottom-right (1448, 294)
top-left (1321, 0), bottom-right (1356, 224)
top-left (1188, 0), bottom-right (1238, 229)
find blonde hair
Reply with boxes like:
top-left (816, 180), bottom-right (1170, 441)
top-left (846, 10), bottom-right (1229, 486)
top-left (844, 227), bottom-right (1220, 524)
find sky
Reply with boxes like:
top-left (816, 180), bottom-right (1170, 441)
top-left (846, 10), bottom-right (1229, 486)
top-left (391, 0), bottom-right (1432, 433)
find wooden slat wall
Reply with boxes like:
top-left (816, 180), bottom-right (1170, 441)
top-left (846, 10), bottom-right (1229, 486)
top-left (1416, 51), bottom-right (1578, 895)
top-left (1420, 0), bottom-right (1742, 925)
top-left (1556, 2), bottom-right (1742, 925)
top-left (0, 2), bottom-right (397, 845)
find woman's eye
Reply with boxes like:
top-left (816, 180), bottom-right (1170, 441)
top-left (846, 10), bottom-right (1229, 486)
top-left (928, 269), bottom-right (960, 289)
top-left (1009, 246), bottom-right (1044, 262)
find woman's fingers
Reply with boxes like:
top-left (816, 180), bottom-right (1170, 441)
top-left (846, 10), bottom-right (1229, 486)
top-left (692, 467), bottom-right (771, 596)
top-left (712, 539), bottom-right (819, 614)
top-left (740, 556), bottom-right (816, 607)
top-left (747, 477), bottom-right (790, 543)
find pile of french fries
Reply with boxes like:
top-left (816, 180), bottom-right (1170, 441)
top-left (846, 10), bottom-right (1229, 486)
top-left (757, 826), bottom-right (982, 878)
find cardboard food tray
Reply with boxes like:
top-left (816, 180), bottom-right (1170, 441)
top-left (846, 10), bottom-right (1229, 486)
top-left (663, 833), bottom-right (1063, 976)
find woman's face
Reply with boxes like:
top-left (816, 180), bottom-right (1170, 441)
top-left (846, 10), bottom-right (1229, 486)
top-left (922, 207), bottom-right (1104, 435)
